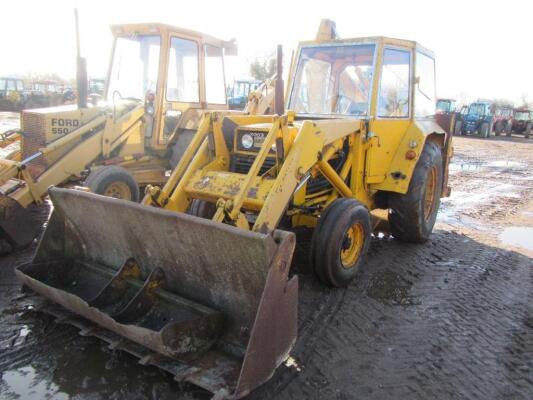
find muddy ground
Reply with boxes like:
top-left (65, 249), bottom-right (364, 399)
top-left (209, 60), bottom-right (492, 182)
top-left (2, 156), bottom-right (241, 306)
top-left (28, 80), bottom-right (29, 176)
top-left (0, 131), bottom-right (532, 399)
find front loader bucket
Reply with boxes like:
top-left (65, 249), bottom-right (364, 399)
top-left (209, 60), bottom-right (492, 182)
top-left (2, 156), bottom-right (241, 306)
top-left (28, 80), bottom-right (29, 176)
top-left (16, 187), bottom-right (298, 399)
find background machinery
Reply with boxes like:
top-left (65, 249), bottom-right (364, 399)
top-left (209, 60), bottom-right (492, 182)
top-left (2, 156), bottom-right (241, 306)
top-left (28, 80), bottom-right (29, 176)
top-left (455, 100), bottom-right (493, 137)
top-left (18, 20), bottom-right (452, 398)
top-left (436, 98), bottom-right (461, 135)
top-left (0, 22), bottom-right (237, 252)
top-left (511, 108), bottom-right (532, 138)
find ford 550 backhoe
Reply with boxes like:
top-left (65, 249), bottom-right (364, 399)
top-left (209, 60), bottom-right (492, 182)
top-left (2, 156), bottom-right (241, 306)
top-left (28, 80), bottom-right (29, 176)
top-left (0, 22), bottom-right (239, 252)
top-left (18, 20), bottom-right (452, 399)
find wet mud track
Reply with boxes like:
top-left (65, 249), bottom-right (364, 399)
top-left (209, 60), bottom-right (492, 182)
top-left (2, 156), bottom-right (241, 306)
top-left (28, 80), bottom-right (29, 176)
top-left (1, 135), bottom-right (532, 399)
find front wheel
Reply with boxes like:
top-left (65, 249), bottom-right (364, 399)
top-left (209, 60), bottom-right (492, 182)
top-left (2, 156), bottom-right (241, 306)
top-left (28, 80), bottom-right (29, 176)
top-left (480, 122), bottom-right (490, 138)
top-left (311, 198), bottom-right (371, 287)
top-left (86, 166), bottom-right (140, 202)
top-left (389, 141), bottom-right (443, 243)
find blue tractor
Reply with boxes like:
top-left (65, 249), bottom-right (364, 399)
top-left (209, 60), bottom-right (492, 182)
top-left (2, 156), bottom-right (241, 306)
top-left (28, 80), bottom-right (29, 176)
top-left (455, 101), bottom-right (493, 138)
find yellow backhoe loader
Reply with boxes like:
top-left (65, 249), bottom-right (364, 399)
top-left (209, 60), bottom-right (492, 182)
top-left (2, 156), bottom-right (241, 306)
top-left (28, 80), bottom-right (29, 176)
top-left (0, 22), bottom-right (238, 252)
top-left (18, 20), bottom-right (452, 399)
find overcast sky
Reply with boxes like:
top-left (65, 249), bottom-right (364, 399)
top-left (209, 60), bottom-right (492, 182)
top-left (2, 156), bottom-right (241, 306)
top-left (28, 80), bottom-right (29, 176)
top-left (1, 0), bottom-right (531, 105)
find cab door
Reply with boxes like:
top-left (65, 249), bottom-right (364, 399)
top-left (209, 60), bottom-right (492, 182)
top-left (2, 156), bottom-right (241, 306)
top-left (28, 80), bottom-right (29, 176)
top-left (366, 46), bottom-right (413, 184)
top-left (155, 37), bottom-right (227, 152)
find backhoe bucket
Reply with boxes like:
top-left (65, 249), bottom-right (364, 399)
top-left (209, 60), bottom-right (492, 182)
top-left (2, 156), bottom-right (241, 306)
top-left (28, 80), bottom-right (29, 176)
top-left (16, 187), bottom-right (298, 399)
top-left (0, 194), bottom-right (41, 252)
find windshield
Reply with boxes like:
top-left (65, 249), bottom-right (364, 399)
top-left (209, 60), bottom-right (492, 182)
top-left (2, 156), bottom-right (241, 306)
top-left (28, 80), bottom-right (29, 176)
top-left (469, 103), bottom-right (486, 115)
top-left (107, 35), bottom-right (161, 101)
top-left (436, 100), bottom-right (452, 113)
top-left (90, 80), bottom-right (105, 94)
top-left (515, 111), bottom-right (529, 120)
top-left (289, 44), bottom-right (375, 116)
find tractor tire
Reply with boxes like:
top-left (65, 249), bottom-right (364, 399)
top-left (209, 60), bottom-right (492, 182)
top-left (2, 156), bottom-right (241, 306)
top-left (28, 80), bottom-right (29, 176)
top-left (85, 166), bottom-right (107, 188)
top-left (480, 122), bottom-right (490, 138)
top-left (187, 199), bottom-right (217, 219)
top-left (311, 198), bottom-right (371, 288)
top-left (453, 120), bottom-right (463, 136)
top-left (505, 121), bottom-right (513, 135)
top-left (495, 122), bottom-right (503, 136)
top-left (388, 141), bottom-right (443, 243)
top-left (525, 123), bottom-right (532, 139)
top-left (86, 166), bottom-right (139, 202)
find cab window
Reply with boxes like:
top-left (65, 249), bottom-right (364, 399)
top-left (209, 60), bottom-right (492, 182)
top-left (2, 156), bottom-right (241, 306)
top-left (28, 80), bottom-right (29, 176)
top-left (7, 80), bottom-right (16, 91)
top-left (166, 37), bottom-right (199, 103)
top-left (415, 51), bottom-right (436, 117)
top-left (289, 44), bottom-right (375, 116)
top-left (378, 48), bottom-right (410, 118)
top-left (204, 44), bottom-right (226, 104)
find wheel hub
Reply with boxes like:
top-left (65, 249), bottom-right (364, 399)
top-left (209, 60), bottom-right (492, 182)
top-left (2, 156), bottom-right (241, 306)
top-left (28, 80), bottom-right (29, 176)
top-left (340, 223), bottom-right (364, 269)
top-left (103, 181), bottom-right (132, 200)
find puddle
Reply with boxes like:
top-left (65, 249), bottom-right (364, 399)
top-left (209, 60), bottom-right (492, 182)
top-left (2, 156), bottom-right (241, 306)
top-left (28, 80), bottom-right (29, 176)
top-left (438, 182), bottom-right (522, 226)
top-left (12, 325), bottom-right (31, 346)
top-left (1, 366), bottom-right (69, 400)
top-left (486, 160), bottom-right (527, 169)
top-left (0, 112), bottom-right (20, 134)
top-left (449, 161), bottom-right (482, 173)
top-left (366, 270), bottom-right (419, 306)
top-left (448, 159), bottom-right (528, 175)
top-left (499, 227), bottom-right (533, 251)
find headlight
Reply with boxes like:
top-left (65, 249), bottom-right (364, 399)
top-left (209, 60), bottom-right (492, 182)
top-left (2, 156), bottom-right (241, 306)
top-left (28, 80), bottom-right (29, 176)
top-left (241, 133), bottom-right (254, 149)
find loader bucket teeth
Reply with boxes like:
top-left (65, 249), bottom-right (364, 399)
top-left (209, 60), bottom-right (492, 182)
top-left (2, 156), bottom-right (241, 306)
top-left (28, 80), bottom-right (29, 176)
top-left (0, 194), bottom-right (40, 251)
top-left (17, 187), bottom-right (298, 398)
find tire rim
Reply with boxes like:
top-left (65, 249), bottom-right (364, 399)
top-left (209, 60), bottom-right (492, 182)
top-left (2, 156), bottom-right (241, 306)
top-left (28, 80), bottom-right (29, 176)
top-left (423, 166), bottom-right (438, 221)
top-left (340, 222), bottom-right (364, 268)
top-left (103, 181), bottom-right (131, 200)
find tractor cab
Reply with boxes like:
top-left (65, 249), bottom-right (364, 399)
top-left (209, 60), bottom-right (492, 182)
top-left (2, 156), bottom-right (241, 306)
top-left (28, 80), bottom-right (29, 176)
top-left (458, 101), bottom-right (493, 137)
top-left (436, 99), bottom-right (457, 114)
top-left (0, 77), bottom-right (26, 111)
top-left (106, 23), bottom-right (236, 153)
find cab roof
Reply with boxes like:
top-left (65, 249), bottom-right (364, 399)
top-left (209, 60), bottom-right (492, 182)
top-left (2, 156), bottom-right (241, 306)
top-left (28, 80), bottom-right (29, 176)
top-left (110, 23), bottom-right (237, 53)
top-left (298, 36), bottom-right (435, 58)
top-left (306, 20), bottom-right (434, 58)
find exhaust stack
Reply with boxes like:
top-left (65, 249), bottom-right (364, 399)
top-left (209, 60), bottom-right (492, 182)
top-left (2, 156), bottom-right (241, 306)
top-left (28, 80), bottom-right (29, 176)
top-left (75, 9), bottom-right (88, 109)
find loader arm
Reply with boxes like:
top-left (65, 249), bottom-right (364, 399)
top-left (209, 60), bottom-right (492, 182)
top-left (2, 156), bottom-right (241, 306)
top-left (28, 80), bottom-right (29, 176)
top-left (146, 112), bottom-right (365, 232)
top-left (3, 105), bottom-right (145, 208)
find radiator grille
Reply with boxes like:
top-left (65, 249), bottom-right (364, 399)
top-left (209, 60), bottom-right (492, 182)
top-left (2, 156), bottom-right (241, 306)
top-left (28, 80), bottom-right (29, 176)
top-left (230, 153), bottom-right (332, 195)
top-left (21, 112), bottom-right (48, 178)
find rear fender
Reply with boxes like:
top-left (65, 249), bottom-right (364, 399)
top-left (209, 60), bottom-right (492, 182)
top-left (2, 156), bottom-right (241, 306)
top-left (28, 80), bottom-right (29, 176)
top-left (370, 119), bottom-right (446, 195)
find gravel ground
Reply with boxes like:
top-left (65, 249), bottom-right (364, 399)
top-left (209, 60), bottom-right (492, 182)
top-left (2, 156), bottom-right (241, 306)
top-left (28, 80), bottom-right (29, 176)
top-left (0, 133), bottom-right (531, 400)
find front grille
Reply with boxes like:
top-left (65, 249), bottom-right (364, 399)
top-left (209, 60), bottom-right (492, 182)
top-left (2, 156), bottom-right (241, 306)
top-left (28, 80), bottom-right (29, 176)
top-left (231, 153), bottom-right (334, 195)
top-left (21, 111), bottom-right (48, 178)
top-left (231, 154), bottom-right (276, 175)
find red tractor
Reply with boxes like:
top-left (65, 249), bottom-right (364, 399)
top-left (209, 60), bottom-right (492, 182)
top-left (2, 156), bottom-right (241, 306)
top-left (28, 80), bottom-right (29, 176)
top-left (511, 108), bottom-right (532, 138)
top-left (492, 105), bottom-right (513, 136)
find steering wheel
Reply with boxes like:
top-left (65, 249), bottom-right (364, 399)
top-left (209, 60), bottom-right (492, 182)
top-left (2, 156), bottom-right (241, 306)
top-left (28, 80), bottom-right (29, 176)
top-left (112, 90), bottom-right (123, 104)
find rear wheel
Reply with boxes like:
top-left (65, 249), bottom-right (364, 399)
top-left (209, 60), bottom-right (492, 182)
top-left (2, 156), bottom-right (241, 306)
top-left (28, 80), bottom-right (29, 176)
top-left (86, 166), bottom-right (139, 202)
top-left (505, 121), bottom-right (512, 135)
top-left (480, 122), bottom-right (490, 138)
top-left (525, 123), bottom-right (532, 139)
top-left (311, 198), bottom-right (371, 287)
top-left (389, 141), bottom-right (443, 243)
top-left (495, 122), bottom-right (503, 136)
top-left (454, 120), bottom-right (463, 136)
